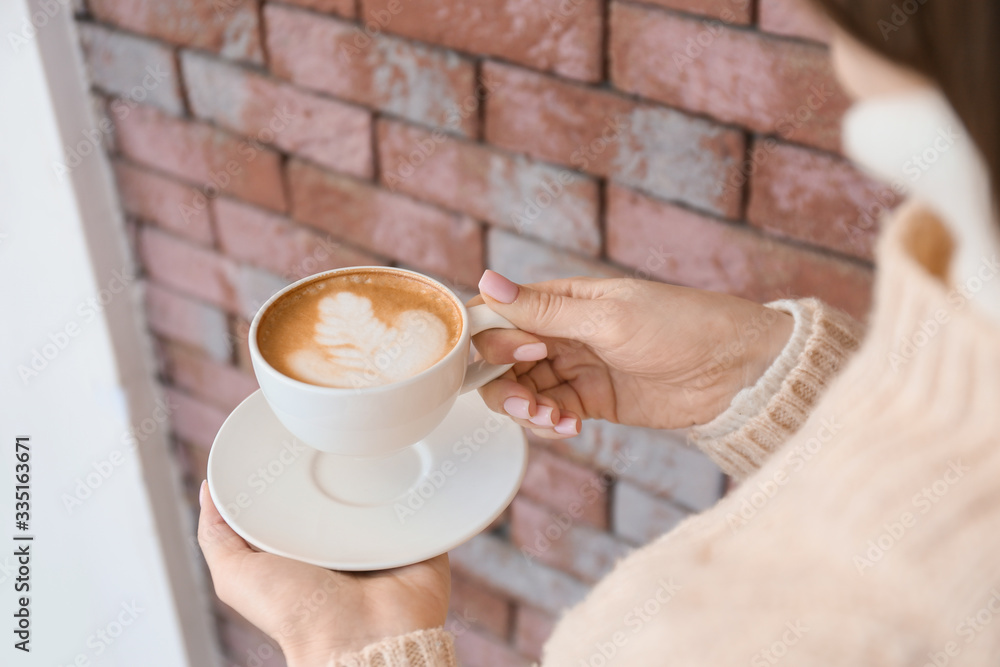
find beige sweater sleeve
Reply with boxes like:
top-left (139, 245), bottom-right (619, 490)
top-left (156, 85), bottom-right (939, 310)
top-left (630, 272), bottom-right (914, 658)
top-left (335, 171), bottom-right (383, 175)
top-left (688, 298), bottom-right (864, 480)
top-left (326, 627), bottom-right (456, 667)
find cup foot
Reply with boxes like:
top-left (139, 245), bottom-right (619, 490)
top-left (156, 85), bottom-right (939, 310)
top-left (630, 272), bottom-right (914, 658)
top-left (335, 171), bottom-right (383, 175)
top-left (310, 444), bottom-right (431, 507)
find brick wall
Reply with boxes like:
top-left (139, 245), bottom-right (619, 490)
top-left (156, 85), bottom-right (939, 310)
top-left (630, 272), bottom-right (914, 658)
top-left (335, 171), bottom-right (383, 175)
top-left (70, 0), bottom-right (889, 664)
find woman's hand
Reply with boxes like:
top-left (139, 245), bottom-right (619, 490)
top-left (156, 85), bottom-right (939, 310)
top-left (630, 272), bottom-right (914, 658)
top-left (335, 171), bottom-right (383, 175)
top-left (471, 271), bottom-right (794, 439)
top-left (197, 482), bottom-right (450, 667)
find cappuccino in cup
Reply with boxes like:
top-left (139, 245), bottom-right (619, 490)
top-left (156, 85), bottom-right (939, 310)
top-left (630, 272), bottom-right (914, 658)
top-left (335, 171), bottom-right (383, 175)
top-left (249, 266), bottom-right (515, 455)
top-left (257, 268), bottom-right (464, 389)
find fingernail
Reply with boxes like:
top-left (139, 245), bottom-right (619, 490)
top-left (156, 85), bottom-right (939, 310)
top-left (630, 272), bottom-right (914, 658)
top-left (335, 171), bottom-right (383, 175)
top-left (199, 479), bottom-right (207, 507)
top-left (530, 406), bottom-right (555, 426)
top-left (479, 270), bottom-right (519, 304)
top-left (554, 417), bottom-right (579, 435)
top-left (503, 397), bottom-right (531, 420)
top-left (513, 342), bottom-right (547, 362)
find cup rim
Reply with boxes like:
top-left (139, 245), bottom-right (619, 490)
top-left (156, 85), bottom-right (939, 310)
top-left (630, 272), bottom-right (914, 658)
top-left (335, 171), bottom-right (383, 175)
top-left (248, 266), bottom-right (471, 394)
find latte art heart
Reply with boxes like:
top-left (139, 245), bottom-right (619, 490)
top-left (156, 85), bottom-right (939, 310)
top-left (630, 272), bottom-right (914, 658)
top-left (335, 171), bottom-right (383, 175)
top-left (286, 292), bottom-right (451, 388)
top-left (256, 269), bottom-right (464, 389)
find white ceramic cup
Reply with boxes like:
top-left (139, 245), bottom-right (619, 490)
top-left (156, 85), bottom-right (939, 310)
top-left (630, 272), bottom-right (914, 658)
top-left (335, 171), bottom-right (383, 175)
top-left (248, 266), bottom-right (517, 456)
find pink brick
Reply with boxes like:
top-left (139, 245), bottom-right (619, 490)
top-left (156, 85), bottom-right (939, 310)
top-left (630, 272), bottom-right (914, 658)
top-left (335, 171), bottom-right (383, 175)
top-left (554, 420), bottom-right (724, 512)
top-left (759, 0), bottom-right (833, 43)
top-left (610, 3), bottom-right (849, 153)
top-left (606, 184), bottom-right (874, 320)
top-left (214, 198), bottom-right (386, 281)
top-left (181, 51), bottom-right (373, 178)
top-left (77, 22), bottom-right (183, 115)
top-left (88, 0), bottom-right (263, 63)
top-left (266, 4), bottom-right (477, 135)
top-left (450, 533), bottom-right (589, 615)
top-left (114, 161), bottom-right (213, 245)
top-left (165, 387), bottom-right (228, 451)
top-left (454, 629), bottom-right (531, 667)
top-left (637, 0), bottom-right (751, 22)
top-left (513, 606), bottom-right (557, 663)
top-left (115, 104), bottom-right (286, 212)
top-left (483, 62), bottom-right (744, 218)
top-left (613, 480), bottom-right (690, 545)
top-left (449, 575), bottom-right (511, 639)
top-left (161, 341), bottom-right (258, 412)
top-left (487, 229), bottom-right (624, 286)
top-left (746, 140), bottom-right (897, 261)
top-left (361, 0), bottom-right (602, 82)
top-left (234, 263), bottom-right (294, 320)
top-left (288, 159), bottom-right (484, 285)
top-left (378, 119), bottom-right (601, 255)
top-left (139, 226), bottom-right (241, 313)
top-left (519, 445), bottom-right (609, 530)
top-left (144, 282), bottom-right (231, 362)
top-left (510, 497), bottom-right (631, 583)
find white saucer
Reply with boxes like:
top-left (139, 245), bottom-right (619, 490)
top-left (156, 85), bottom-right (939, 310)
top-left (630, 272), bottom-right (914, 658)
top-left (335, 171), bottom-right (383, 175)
top-left (207, 390), bottom-right (527, 570)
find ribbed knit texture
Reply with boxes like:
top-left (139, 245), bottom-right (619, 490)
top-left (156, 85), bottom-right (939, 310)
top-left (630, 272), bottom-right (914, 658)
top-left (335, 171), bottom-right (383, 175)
top-left (327, 200), bottom-right (1000, 665)
top-left (327, 628), bottom-right (455, 666)
top-left (689, 298), bottom-right (866, 479)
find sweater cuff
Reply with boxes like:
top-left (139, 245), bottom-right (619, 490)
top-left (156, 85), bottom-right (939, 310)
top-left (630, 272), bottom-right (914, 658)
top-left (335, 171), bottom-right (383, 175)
top-left (688, 298), bottom-right (864, 479)
top-left (329, 628), bottom-right (457, 667)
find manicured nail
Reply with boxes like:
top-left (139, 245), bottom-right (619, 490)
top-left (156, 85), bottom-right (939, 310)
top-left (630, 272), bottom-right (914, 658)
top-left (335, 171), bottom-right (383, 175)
top-left (199, 479), bottom-right (207, 507)
top-left (554, 417), bottom-right (579, 435)
top-left (503, 397), bottom-right (531, 420)
top-left (513, 342), bottom-right (547, 362)
top-left (479, 270), bottom-right (519, 304)
top-left (530, 406), bottom-right (555, 426)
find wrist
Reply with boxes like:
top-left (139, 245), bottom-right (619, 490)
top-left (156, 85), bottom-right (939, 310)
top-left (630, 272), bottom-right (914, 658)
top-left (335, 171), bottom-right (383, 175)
top-left (694, 307), bottom-right (795, 425)
top-left (741, 309), bottom-right (796, 393)
top-left (282, 641), bottom-right (339, 667)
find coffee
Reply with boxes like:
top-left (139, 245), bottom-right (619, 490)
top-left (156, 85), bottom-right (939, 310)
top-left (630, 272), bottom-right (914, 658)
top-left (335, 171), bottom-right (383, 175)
top-left (257, 269), bottom-right (463, 389)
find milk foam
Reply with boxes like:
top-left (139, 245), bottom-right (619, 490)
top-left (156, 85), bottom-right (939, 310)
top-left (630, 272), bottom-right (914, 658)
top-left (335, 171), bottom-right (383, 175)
top-left (286, 292), bottom-right (451, 388)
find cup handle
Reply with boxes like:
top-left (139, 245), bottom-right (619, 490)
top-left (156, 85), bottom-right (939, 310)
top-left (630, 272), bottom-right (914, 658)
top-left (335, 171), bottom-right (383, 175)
top-left (461, 304), bottom-right (519, 393)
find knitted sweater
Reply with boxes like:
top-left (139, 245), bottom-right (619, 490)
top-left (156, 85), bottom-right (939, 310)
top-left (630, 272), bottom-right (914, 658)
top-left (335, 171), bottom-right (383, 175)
top-left (328, 200), bottom-right (1000, 665)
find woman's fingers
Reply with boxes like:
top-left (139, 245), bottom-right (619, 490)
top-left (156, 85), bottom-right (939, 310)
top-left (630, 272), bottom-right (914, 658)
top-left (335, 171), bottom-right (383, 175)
top-left (476, 272), bottom-right (604, 342)
top-left (477, 374), bottom-right (564, 429)
top-left (477, 371), bottom-right (589, 438)
top-left (530, 409), bottom-right (581, 439)
top-left (466, 275), bottom-right (604, 311)
top-left (479, 374), bottom-right (539, 424)
top-left (523, 359), bottom-right (563, 393)
top-left (197, 481), bottom-right (253, 596)
top-left (472, 328), bottom-right (548, 365)
top-left (529, 393), bottom-right (562, 429)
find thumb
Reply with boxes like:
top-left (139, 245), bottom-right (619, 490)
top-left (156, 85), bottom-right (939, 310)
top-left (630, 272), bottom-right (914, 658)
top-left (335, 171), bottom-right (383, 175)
top-left (197, 480), bottom-right (252, 574)
top-left (477, 270), bottom-right (600, 341)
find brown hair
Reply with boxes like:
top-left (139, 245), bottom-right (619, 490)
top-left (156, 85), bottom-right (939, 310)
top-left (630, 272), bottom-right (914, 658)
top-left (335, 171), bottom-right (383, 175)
top-left (810, 0), bottom-right (999, 212)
